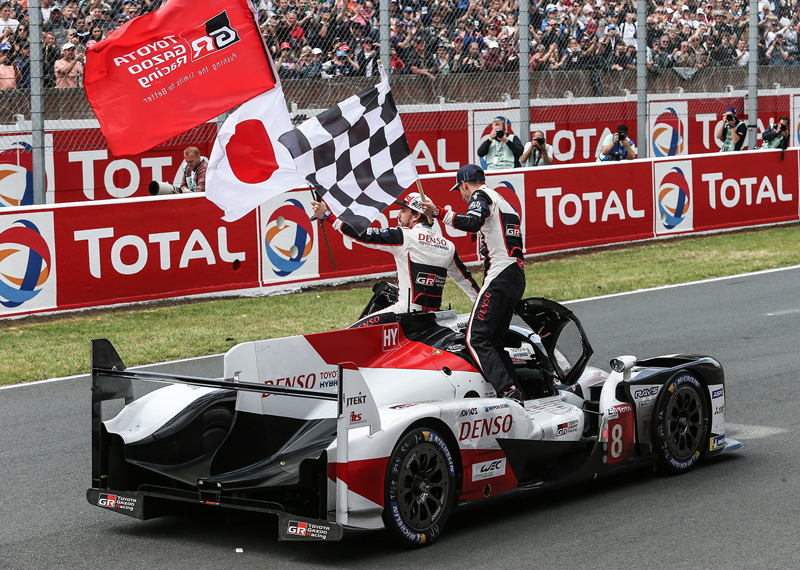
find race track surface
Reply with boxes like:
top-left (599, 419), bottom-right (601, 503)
top-left (3, 267), bottom-right (800, 569)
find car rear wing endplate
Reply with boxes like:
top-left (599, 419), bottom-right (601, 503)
top-left (90, 339), bottom-right (379, 534)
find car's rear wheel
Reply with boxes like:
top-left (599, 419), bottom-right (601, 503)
top-left (382, 427), bottom-right (456, 546)
top-left (201, 406), bottom-right (233, 456)
top-left (653, 372), bottom-right (707, 473)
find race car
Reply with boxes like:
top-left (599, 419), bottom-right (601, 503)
top-left (87, 289), bottom-right (741, 546)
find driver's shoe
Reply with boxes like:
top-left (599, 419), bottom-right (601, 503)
top-left (501, 386), bottom-right (524, 405)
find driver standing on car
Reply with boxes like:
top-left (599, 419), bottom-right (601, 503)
top-left (311, 192), bottom-right (480, 328)
top-left (420, 165), bottom-right (526, 404)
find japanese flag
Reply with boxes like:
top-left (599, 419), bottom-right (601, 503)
top-left (205, 85), bottom-right (310, 222)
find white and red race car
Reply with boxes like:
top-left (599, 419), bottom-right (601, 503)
top-left (87, 291), bottom-right (741, 546)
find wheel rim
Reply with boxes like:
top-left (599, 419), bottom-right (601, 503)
top-left (664, 385), bottom-right (703, 460)
top-left (396, 442), bottom-right (450, 532)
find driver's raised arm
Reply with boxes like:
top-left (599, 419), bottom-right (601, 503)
top-left (447, 251), bottom-right (480, 302)
top-left (312, 200), bottom-right (405, 250)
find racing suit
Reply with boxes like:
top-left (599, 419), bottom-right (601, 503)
top-left (434, 185), bottom-right (525, 395)
top-left (324, 214), bottom-right (480, 327)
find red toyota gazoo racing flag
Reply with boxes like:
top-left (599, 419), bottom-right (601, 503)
top-left (84, 0), bottom-right (275, 157)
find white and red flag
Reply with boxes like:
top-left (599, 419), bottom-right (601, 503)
top-left (205, 84), bottom-right (309, 222)
top-left (84, 0), bottom-right (274, 156)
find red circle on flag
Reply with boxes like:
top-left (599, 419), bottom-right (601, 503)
top-left (226, 119), bottom-right (280, 184)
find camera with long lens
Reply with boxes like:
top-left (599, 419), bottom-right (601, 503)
top-left (726, 113), bottom-right (735, 122)
top-left (495, 129), bottom-right (505, 139)
top-left (534, 136), bottom-right (545, 145)
top-left (610, 151), bottom-right (621, 161)
top-left (149, 181), bottom-right (182, 195)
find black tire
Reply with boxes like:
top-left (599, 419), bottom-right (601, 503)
top-left (382, 427), bottom-right (457, 546)
top-left (653, 372), bottom-right (708, 474)
top-left (201, 406), bottom-right (233, 456)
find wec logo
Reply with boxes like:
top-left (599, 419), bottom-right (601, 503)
top-left (180, 11), bottom-right (240, 61)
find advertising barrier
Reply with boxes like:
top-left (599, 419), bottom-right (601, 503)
top-left (1, 149), bottom-right (798, 319)
top-left (1, 90), bottom-right (797, 209)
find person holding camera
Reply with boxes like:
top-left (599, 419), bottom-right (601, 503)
top-left (715, 106), bottom-right (747, 152)
top-left (521, 130), bottom-right (553, 167)
top-left (767, 33), bottom-right (795, 64)
top-left (761, 116), bottom-right (791, 150)
top-left (477, 117), bottom-right (524, 170)
top-left (179, 147), bottom-right (208, 193)
top-left (597, 124), bottom-right (637, 162)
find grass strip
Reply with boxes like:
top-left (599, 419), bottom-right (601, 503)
top-left (3, 224), bottom-right (800, 385)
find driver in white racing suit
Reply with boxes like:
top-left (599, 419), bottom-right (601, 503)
top-left (311, 192), bottom-right (480, 328)
top-left (421, 164), bottom-right (526, 404)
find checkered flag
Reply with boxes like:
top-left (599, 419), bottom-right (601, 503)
top-left (278, 71), bottom-right (418, 235)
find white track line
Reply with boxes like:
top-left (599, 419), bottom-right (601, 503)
top-left (5, 264), bottom-right (800, 391)
top-left (564, 264), bottom-right (800, 305)
top-left (726, 423), bottom-right (787, 439)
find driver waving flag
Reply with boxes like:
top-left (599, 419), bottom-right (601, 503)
top-left (421, 165), bottom-right (526, 404)
top-left (311, 192), bottom-right (479, 328)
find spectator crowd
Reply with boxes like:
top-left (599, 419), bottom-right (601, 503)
top-left (255, 0), bottom-right (800, 80)
top-left (0, 0), bottom-right (796, 87)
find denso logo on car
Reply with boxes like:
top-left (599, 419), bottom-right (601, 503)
top-left (472, 458), bottom-right (506, 481)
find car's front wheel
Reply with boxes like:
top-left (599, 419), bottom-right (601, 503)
top-left (382, 427), bottom-right (456, 546)
top-left (653, 372), bottom-right (708, 473)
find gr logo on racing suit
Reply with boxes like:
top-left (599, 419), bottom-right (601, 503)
top-left (415, 273), bottom-right (447, 287)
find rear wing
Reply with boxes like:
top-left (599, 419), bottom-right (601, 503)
top-left (90, 338), bottom-right (379, 528)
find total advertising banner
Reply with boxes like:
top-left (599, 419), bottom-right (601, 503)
top-left (3, 92), bottom-right (798, 209)
top-left (2, 149), bottom-right (799, 318)
top-left (654, 150), bottom-right (798, 235)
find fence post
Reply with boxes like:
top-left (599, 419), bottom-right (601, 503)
top-left (30, 0), bottom-right (46, 205)
top-left (747, 0), bottom-right (758, 149)
top-left (636, 0), bottom-right (647, 159)
top-left (519, 0), bottom-right (530, 149)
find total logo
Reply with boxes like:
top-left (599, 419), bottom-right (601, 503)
top-left (655, 162), bottom-right (693, 234)
top-left (264, 198), bottom-right (314, 277)
top-left (0, 143), bottom-right (34, 208)
top-left (0, 219), bottom-right (52, 308)
top-left (651, 107), bottom-right (686, 157)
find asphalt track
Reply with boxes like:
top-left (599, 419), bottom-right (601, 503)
top-left (4, 267), bottom-right (800, 569)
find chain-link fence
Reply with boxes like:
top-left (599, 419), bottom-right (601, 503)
top-left (1, 0), bottom-right (798, 206)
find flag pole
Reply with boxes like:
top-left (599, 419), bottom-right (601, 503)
top-left (310, 186), bottom-right (337, 272)
top-left (415, 180), bottom-right (434, 225)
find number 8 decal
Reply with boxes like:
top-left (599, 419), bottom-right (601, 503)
top-left (607, 403), bottom-right (634, 464)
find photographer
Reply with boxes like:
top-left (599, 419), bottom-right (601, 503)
top-left (521, 130), bottom-right (553, 167)
top-left (715, 106), bottom-right (747, 152)
top-left (179, 147), bottom-right (207, 193)
top-left (477, 117), bottom-right (524, 170)
top-left (767, 33), bottom-right (795, 65)
top-left (761, 116), bottom-right (791, 150)
top-left (597, 124), bottom-right (637, 162)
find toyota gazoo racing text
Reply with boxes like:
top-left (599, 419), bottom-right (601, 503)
top-left (87, 290), bottom-right (741, 546)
